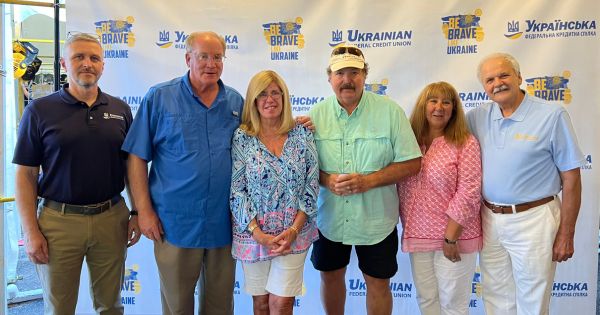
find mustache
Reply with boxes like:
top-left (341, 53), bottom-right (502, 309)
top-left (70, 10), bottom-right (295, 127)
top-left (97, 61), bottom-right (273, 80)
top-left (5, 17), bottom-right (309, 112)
top-left (340, 83), bottom-right (355, 90)
top-left (492, 85), bottom-right (509, 94)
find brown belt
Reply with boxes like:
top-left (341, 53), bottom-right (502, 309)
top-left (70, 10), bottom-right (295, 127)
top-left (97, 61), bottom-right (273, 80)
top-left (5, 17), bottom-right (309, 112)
top-left (42, 195), bottom-right (122, 215)
top-left (483, 196), bottom-right (555, 214)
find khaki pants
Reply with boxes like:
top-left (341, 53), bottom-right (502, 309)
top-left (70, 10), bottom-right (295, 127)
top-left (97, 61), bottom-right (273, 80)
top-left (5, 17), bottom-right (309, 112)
top-left (154, 240), bottom-right (235, 315)
top-left (36, 199), bottom-right (129, 315)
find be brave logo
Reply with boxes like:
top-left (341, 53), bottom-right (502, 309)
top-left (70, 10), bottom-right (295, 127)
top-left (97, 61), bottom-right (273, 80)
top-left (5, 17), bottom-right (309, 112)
top-left (263, 17), bottom-right (305, 61)
top-left (94, 16), bottom-right (135, 59)
top-left (442, 9), bottom-right (484, 55)
top-left (525, 71), bottom-right (572, 104)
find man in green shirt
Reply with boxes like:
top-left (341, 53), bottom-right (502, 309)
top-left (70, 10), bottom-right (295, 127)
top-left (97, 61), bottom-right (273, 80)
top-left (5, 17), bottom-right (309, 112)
top-left (309, 44), bottom-right (422, 315)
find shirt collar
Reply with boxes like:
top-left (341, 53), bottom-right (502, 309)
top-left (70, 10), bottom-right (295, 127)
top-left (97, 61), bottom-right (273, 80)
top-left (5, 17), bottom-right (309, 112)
top-left (491, 90), bottom-right (530, 122)
top-left (182, 71), bottom-right (226, 107)
top-left (335, 90), bottom-right (366, 118)
top-left (59, 83), bottom-right (109, 107)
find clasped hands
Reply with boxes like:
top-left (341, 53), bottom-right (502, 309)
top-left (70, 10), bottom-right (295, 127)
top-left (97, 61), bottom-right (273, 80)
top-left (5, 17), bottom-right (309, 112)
top-left (327, 173), bottom-right (369, 196)
top-left (252, 227), bottom-right (298, 256)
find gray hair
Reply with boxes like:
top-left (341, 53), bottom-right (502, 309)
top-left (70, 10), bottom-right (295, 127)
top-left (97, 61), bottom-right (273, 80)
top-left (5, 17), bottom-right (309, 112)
top-left (184, 31), bottom-right (226, 54)
top-left (63, 31), bottom-right (102, 54)
top-left (477, 52), bottom-right (521, 83)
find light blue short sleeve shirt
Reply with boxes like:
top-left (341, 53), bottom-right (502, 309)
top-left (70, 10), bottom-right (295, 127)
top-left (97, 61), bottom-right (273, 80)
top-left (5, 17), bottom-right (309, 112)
top-left (467, 93), bottom-right (584, 204)
top-left (309, 91), bottom-right (421, 245)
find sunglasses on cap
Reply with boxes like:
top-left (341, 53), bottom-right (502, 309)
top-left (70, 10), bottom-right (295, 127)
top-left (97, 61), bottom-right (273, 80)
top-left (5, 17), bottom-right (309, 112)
top-left (331, 46), bottom-right (363, 57)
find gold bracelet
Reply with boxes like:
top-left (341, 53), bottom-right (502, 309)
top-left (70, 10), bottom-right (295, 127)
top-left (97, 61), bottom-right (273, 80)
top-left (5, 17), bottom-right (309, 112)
top-left (289, 225), bottom-right (299, 234)
top-left (248, 222), bottom-right (259, 234)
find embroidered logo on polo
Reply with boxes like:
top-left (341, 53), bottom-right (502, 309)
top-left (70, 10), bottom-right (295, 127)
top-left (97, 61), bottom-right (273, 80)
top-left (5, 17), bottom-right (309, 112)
top-left (94, 16), bottom-right (135, 59)
top-left (121, 264), bottom-right (141, 305)
top-left (505, 19), bottom-right (596, 40)
top-left (103, 112), bottom-right (125, 120)
top-left (441, 9), bottom-right (485, 55)
top-left (262, 17), bottom-right (305, 60)
top-left (525, 71), bottom-right (572, 104)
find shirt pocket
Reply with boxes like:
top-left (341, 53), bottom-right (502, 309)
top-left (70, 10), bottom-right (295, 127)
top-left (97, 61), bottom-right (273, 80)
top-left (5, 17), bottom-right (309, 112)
top-left (314, 132), bottom-right (342, 173)
top-left (161, 114), bottom-right (203, 152)
top-left (353, 132), bottom-right (393, 172)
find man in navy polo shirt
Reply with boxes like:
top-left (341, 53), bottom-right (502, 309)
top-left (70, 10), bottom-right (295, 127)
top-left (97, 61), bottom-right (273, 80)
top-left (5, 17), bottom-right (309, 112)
top-left (13, 32), bottom-right (141, 315)
top-left (122, 31), bottom-right (242, 315)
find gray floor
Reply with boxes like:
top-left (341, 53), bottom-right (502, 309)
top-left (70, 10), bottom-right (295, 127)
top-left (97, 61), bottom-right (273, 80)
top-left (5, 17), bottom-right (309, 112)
top-left (7, 249), bottom-right (600, 314)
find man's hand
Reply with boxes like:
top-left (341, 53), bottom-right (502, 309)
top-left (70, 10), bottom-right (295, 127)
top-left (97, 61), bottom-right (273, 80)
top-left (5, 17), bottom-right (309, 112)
top-left (127, 215), bottom-right (141, 247)
top-left (295, 115), bottom-right (314, 131)
top-left (552, 231), bottom-right (575, 262)
top-left (25, 230), bottom-right (49, 264)
top-left (139, 209), bottom-right (164, 242)
top-left (334, 173), bottom-right (370, 195)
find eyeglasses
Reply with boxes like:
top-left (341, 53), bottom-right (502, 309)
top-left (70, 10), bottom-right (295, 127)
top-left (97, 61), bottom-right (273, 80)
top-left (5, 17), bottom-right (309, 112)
top-left (194, 53), bottom-right (226, 63)
top-left (331, 46), bottom-right (363, 57)
top-left (66, 31), bottom-right (101, 42)
top-left (257, 90), bottom-right (283, 101)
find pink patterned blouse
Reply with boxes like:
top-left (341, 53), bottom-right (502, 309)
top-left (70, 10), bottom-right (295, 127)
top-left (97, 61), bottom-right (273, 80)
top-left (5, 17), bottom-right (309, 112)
top-left (397, 135), bottom-right (482, 253)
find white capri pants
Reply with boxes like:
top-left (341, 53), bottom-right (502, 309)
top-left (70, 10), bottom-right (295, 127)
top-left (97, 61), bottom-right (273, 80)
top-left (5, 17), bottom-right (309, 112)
top-left (410, 251), bottom-right (478, 315)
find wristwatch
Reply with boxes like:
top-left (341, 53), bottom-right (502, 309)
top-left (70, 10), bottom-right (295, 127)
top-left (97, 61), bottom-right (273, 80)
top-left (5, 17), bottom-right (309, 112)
top-left (444, 237), bottom-right (457, 245)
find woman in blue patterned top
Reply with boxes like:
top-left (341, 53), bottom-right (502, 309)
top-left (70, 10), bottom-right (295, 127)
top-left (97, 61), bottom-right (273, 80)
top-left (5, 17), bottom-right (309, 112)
top-left (230, 70), bottom-right (319, 314)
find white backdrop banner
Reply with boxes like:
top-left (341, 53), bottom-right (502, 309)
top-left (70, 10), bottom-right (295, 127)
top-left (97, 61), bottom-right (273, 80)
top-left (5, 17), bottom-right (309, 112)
top-left (66, 1), bottom-right (599, 314)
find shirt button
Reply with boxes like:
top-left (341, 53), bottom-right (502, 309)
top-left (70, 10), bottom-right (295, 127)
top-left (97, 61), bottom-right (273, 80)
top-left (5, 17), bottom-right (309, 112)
top-left (345, 142), bottom-right (349, 145)
top-left (345, 200), bottom-right (349, 203)
top-left (345, 161), bottom-right (350, 165)
top-left (345, 219), bottom-right (349, 222)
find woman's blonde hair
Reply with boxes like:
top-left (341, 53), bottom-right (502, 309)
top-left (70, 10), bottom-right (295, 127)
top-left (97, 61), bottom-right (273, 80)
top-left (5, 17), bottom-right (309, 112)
top-left (240, 70), bottom-right (295, 136)
top-left (410, 81), bottom-right (470, 146)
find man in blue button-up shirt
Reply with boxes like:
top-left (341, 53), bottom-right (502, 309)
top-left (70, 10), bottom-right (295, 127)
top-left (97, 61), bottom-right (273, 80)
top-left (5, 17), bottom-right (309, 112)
top-left (122, 31), bottom-right (243, 315)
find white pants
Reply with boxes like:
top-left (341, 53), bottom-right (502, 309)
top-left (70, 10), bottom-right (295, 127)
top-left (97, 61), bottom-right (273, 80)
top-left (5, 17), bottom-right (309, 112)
top-left (410, 251), bottom-right (477, 315)
top-left (480, 198), bottom-right (560, 315)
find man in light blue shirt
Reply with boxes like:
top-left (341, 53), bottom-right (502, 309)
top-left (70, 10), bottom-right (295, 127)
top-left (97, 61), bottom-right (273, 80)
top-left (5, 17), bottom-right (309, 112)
top-left (122, 31), bottom-right (242, 315)
top-left (467, 52), bottom-right (584, 315)
top-left (309, 44), bottom-right (421, 315)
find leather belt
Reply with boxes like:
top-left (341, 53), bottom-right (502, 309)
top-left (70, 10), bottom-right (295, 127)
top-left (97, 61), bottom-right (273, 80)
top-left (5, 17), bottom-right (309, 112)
top-left (483, 196), bottom-right (554, 214)
top-left (42, 195), bottom-right (122, 215)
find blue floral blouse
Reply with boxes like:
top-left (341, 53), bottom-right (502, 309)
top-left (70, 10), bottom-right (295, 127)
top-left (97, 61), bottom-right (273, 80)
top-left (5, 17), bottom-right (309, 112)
top-left (230, 124), bottom-right (319, 263)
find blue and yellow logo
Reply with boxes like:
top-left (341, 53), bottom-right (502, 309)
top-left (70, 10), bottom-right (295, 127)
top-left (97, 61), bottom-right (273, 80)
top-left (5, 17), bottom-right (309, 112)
top-left (442, 9), bottom-right (484, 55)
top-left (94, 16), bottom-right (135, 59)
top-left (329, 29), bottom-right (412, 49)
top-left (505, 19), bottom-right (596, 40)
top-left (156, 31), bottom-right (239, 50)
top-left (525, 71), bottom-right (572, 104)
top-left (365, 79), bottom-right (389, 96)
top-left (505, 20), bottom-right (524, 39)
top-left (121, 264), bottom-right (141, 305)
top-left (262, 17), bottom-right (304, 60)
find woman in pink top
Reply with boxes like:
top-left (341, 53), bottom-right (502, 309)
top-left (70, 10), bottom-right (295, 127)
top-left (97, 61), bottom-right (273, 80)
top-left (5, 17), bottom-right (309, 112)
top-left (398, 82), bottom-right (482, 315)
